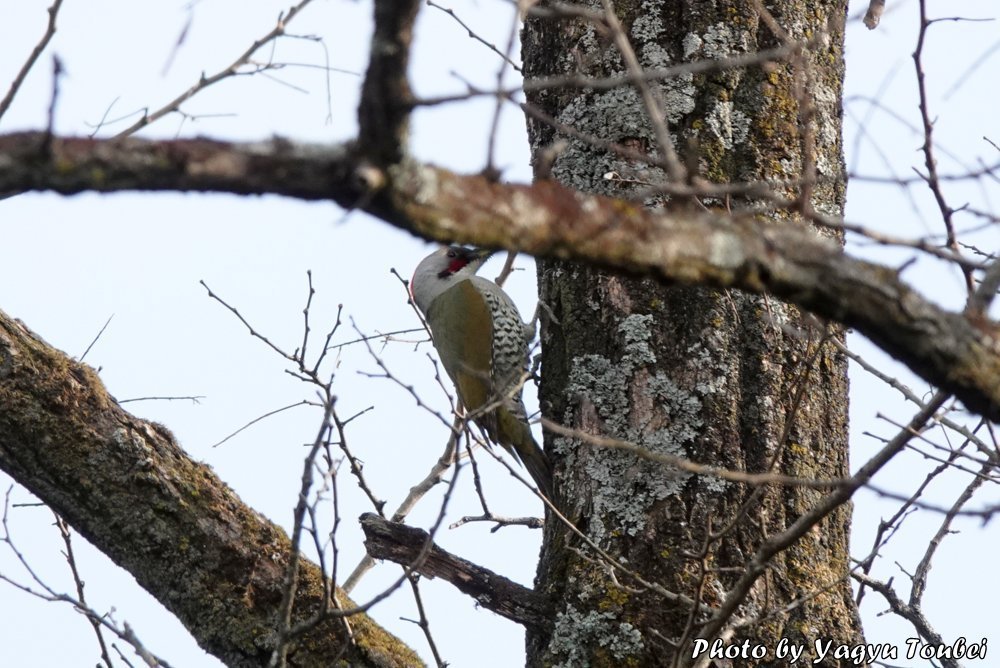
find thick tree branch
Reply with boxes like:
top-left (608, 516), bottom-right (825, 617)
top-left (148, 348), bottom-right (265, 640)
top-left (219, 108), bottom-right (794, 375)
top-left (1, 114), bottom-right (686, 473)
top-left (358, 0), bottom-right (420, 166)
top-left (1, 132), bottom-right (999, 419)
top-left (0, 312), bottom-right (421, 668)
top-left (0, 133), bottom-right (361, 201)
top-left (360, 513), bottom-right (551, 630)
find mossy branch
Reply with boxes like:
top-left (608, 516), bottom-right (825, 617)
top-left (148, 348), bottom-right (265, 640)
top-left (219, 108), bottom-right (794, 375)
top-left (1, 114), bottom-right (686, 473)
top-left (0, 312), bottom-right (422, 668)
top-left (1, 131), bottom-right (997, 419)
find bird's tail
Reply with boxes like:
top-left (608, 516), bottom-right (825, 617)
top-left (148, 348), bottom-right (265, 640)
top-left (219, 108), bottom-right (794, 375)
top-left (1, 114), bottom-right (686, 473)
top-left (497, 408), bottom-right (553, 499)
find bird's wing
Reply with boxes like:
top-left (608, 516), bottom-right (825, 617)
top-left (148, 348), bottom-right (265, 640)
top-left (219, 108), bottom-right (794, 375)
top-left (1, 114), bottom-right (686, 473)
top-left (468, 276), bottom-right (531, 389)
top-left (428, 278), bottom-right (553, 495)
top-left (425, 279), bottom-right (493, 416)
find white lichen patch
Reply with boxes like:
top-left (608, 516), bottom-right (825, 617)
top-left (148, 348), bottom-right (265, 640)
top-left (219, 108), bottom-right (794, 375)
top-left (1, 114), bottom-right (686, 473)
top-left (394, 162), bottom-right (441, 207)
top-left (778, 156), bottom-right (798, 178)
top-left (563, 314), bottom-right (702, 541)
top-left (658, 72), bottom-right (698, 125)
top-left (563, 355), bottom-right (631, 428)
top-left (509, 189), bottom-right (549, 231)
top-left (705, 100), bottom-right (751, 149)
top-left (549, 4), bottom-right (704, 190)
top-left (815, 152), bottom-right (835, 177)
top-left (701, 23), bottom-right (749, 59)
top-left (560, 88), bottom-right (646, 139)
top-left (641, 42), bottom-right (673, 70)
top-left (553, 87), bottom-right (672, 191)
top-left (682, 33), bottom-right (703, 58)
top-left (619, 313), bottom-right (657, 366)
top-left (645, 374), bottom-right (703, 429)
top-left (555, 54), bottom-right (695, 132)
top-left (632, 8), bottom-right (664, 44)
top-left (812, 80), bottom-right (839, 106)
top-left (548, 606), bottom-right (645, 667)
top-left (685, 341), bottom-right (728, 396)
top-left (706, 231), bottom-right (745, 272)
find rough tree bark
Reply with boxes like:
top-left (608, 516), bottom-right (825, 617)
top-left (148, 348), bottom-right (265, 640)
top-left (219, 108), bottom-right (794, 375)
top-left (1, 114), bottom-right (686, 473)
top-left (523, 1), bottom-right (863, 666)
top-left (0, 314), bottom-right (420, 667)
top-left (7, 1), bottom-right (995, 666)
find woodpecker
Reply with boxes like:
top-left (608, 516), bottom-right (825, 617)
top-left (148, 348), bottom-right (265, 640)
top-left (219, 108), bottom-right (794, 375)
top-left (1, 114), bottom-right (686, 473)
top-left (410, 246), bottom-right (552, 497)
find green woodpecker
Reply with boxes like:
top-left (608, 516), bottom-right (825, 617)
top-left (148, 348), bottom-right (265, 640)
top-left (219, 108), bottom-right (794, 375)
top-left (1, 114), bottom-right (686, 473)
top-left (410, 246), bottom-right (552, 497)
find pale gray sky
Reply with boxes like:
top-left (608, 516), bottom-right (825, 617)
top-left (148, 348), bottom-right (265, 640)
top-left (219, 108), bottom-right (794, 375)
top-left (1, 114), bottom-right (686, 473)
top-left (1, 1), bottom-right (997, 666)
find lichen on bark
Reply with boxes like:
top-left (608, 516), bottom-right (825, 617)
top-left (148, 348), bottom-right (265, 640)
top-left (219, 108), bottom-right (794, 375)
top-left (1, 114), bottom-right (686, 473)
top-left (522, 1), bottom-right (862, 665)
top-left (0, 312), bottom-right (422, 668)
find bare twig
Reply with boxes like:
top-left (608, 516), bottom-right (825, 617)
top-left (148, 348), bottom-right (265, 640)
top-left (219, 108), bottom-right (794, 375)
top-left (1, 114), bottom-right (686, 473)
top-left (910, 460), bottom-right (993, 606)
top-left (542, 419), bottom-right (847, 489)
top-left (0, 0), bottom-right (64, 121)
top-left (483, 6), bottom-right (521, 177)
top-left (913, 0), bottom-right (973, 294)
top-left (852, 573), bottom-right (959, 668)
top-left (449, 513), bottom-right (544, 531)
top-left (118, 395), bottom-right (206, 404)
top-left (404, 574), bottom-right (446, 668)
top-left (55, 513), bottom-right (114, 668)
top-left (111, 0), bottom-right (318, 138)
top-left (427, 1), bottom-right (521, 73)
top-left (79, 314), bottom-right (114, 363)
top-left (201, 280), bottom-right (297, 362)
top-left (342, 421), bottom-right (461, 593)
top-left (210, 400), bottom-right (314, 448)
top-left (0, 489), bottom-right (173, 667)
top-left (415, 40), bottom-right (808, 108)
top-left (269, 399), bottom-right (341, 667)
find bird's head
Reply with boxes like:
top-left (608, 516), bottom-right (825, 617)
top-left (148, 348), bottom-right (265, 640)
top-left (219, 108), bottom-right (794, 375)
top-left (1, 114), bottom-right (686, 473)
top-left (410, 246), bottom-right (493, 314)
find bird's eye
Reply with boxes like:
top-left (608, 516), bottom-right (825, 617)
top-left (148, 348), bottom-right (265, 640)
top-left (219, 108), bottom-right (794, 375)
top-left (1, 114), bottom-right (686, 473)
top-left (446, 250), bottom-right (456, 258)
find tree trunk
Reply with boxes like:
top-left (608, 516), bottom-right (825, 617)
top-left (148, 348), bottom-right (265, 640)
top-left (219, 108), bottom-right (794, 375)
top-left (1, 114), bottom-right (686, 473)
top-left (523, 2), bottom-right (863, 665)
